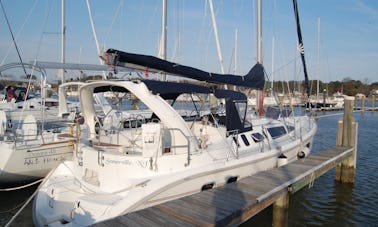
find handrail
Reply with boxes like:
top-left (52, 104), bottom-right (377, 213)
top-left (164, 127), bottom-right (191, 166)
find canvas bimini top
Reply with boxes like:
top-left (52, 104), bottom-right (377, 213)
top-left (81, 79), bottom-right (251, 137)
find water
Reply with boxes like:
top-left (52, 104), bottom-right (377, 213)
top-left (1, 109), bottom-right (378, 226)
top-left (244, 109), bottom-right (378, 226)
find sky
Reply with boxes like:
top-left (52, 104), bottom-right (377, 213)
top-left (0, 0), bottom-right (377, 84)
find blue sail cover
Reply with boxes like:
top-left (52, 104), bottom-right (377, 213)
top-left (105, 49), bottom-right (265, 90)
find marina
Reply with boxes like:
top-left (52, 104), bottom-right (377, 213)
top-left (1, 0), bottom-right (378, 226)
top-left (2, 102), bottom-right (378, 226)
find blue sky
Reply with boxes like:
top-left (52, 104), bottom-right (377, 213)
top-left (0, 0), bottom-right (377, 84)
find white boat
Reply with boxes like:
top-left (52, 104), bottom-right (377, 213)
top-left (0, 63), bottom-right (79, 121)
top-left (0, 110), bottom-right (79, 185)
top-left (33, 79), bottom-right (317, 226)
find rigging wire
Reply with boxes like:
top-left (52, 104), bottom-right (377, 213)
top-left (104, 0), bottom-right (124, 47)
top-left (0, 0), bottom-right (27, 76)
top-left (0, 0), bottom-right (39, 65)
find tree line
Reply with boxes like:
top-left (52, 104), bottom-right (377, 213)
top-left (267, 79), bottom-right (378, 97)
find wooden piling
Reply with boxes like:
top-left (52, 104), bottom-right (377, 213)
top-left (278, 94), bottom-right (284, 109)
top-left (361, 96), bottom-right (365, 111)
top-left (335, 96), bottom-right (357, 183)
top-left (273, 193), bottom-right (289, 227)
top-left (372, 95), bottom-right (375, 112)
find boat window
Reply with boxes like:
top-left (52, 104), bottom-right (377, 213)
top-left (251, 133), bottom-right (264, 142)
top-left (234, 101), bottom-right (252, 129)
top-left (267, 126), bottom-right (287, 139)
top-left (45, 101), bottom-right (59, 107)
top-left (240, 134), bottom-right (250, 146)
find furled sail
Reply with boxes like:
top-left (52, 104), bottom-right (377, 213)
top-left (104, 49), bottom-right (265, 90)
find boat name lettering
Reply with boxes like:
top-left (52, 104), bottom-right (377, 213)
top-left (105, 159), bottom-right (148, 168)
top-left (24, 149), bottom-right (66, 166)
top-left (27, 149), bottom-right (57, 157)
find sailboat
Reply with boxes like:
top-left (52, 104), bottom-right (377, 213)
top-left (0, 63), bottom-right (82, 185)
top-left (32, 1), bottom-right (317, 226)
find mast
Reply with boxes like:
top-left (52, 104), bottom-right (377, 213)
top-left (293, 0), bottom-right (310, 98)
top-left (85, 0), bottom-right (107, 79)
top-left (256, 0), bottom-right (264, 115)
top-left (257, 0), bottom-right (262, 64)
top-left (61, 0), bottom-right (66, 83)
top-left (271, 36), bottom-right (274, 96)
top-left (316, 17), bottom-right (320, 102)
top-left (233, 28), bottom-right (238, 75)
top-left (208, 0), bottom-right (225, 74)
top-left (161, 0), bottom-right (167, 81)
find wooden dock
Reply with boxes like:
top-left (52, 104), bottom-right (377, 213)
top-left (94, 146), bottom-right (353, 227)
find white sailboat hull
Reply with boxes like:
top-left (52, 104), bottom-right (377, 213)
top-left (33, 116), bottom-right (316, 226)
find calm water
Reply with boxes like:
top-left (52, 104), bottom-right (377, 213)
top-left (1, 108), bottom-right (377, 226)
top-left (245, 108), bottom-right (378, 226)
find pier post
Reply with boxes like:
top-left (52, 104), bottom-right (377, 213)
top-left (335, 96), bottom-right (357, 183)
top-left (272, 193), bottom-right (289, 227)
top-left (361, 96), bottom-right (365, 111)
top-left (278, 94), bottom-right (284, 109)
top-left (372, 95), bottom-right (375, 112)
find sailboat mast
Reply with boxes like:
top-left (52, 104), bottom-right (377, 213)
top-left (257, 0), bottom-right (262, 64)
top-left (271, 36), bottom-right (274, 96)
top-left (61, 0), bottom-right (65, 83)
top-left (161, 0), bottom-right (167, 81)
top-left (316, 17), bottom-right (320, 101)
top-left (256, 0), bottom-right (264, 115)
top-left (233, 28), bottom-right (238, 75)
top-left (292, 0), bottom-right (310, 98)
top-left (208, 0), bottom-right (225, 74)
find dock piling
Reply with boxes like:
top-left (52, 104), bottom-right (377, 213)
top-left (372, 95), bottom-right (375, 112)
top-left (335, 96), bottom-right (357, 183)
top-left (272, 193), bottom-right (289, 227)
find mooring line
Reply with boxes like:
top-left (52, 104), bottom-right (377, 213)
top-left (0, 178), bottom-right (43, 192)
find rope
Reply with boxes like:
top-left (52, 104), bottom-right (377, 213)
top-left (0, 178), bottom-right (43, 192)
top-left (312, 109), bottom-right (363, 120)
top-left (4, 187), bottom-right (39, 227)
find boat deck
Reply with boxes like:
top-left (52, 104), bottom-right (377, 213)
top-left (93, 146), bottom-right (353, 226)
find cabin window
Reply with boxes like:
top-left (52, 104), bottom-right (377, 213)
top-left (251, 133), bottom-right (264, 142)
top-left (267, 126), bottom-right (287, 139)
top-left (240, 134), bottom-right (250, 146)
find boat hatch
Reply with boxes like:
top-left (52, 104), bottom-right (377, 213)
top-left (251, 132), bottom-right (264, 142)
